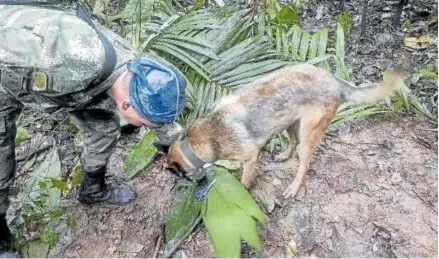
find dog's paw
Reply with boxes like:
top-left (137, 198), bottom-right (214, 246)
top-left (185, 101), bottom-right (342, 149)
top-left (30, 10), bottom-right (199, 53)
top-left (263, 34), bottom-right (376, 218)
top-left (283, 183), bottom-right (301, 199)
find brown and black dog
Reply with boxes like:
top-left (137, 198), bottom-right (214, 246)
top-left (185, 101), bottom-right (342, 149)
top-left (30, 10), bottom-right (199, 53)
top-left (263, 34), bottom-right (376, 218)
top-left (165, 64), bottom-right (403, 199)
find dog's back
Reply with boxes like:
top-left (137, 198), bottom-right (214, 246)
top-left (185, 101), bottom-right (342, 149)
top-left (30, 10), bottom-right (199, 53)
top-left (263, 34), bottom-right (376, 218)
top-left (212, 64), bottom-right (341, 145)
top-left (210, 63), bottom-right (402, 147)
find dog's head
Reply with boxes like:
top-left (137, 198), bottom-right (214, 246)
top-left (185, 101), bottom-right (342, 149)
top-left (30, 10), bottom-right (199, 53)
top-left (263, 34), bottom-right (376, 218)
top-left (165, 142), bottom-right (206, 182)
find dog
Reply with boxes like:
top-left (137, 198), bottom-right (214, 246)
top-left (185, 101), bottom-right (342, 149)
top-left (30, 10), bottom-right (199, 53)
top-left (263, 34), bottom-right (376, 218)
top-left (165, 63), bottom-right (403, 199)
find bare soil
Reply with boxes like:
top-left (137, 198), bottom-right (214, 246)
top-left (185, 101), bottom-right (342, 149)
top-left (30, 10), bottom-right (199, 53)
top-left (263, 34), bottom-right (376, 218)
top-left (7, 0), bottom-right (438, 258)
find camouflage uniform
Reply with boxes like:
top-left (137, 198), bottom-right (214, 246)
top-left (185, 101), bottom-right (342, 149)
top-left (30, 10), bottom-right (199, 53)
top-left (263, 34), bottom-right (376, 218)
top-left (0, 4), bottom-right (173, 218)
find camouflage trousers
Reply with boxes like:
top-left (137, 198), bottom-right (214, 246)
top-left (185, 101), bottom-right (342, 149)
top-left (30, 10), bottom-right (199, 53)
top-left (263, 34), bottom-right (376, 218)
top-left (0, 91), bottom-right (120, 216)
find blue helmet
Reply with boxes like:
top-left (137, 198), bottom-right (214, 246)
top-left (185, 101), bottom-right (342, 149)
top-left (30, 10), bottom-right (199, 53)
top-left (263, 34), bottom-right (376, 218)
top-left (127, 58), bottom-right (186, 124)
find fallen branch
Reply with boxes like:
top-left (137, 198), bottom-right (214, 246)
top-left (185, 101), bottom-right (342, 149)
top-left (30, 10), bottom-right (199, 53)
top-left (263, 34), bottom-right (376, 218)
top-left (409, 132), bottom-right (433, 150)
top-left (398, 183), bottom-right (437, 213)
top-left (153, 233), bottom-right (163, 258)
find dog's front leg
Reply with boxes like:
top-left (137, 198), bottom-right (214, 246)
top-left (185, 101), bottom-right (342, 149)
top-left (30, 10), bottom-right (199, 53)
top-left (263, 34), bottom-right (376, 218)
top-left (240, 151), bottom-right (259, 189)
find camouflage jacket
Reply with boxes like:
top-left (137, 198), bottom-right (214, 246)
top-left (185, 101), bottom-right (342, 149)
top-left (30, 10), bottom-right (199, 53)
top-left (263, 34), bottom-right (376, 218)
top-left (0, 4), bottom-right (141, 112)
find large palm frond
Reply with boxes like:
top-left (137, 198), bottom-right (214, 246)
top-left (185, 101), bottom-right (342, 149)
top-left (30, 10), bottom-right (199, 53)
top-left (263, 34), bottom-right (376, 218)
top-left (117, 3), bottom-right (293, 126)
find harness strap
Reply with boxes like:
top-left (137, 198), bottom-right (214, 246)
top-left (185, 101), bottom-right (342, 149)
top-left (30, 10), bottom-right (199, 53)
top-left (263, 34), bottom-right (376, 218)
top-left (180, 139), bottom-right (206, 169)
top-left (76, 3), bottom-right (117, 88)
top-left (0, 69), bottom-right (26, 92)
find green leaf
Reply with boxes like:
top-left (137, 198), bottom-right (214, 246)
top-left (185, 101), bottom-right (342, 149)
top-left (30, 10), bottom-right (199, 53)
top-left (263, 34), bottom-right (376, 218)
top-left (40, 230), bottom-right (58, 247)
top-left (192, 81), bottom-right (207, 120)
top-left (204, 82), bottom-right (217, 115)
top-left (164, 184), bottom-right (203, 253)
top-left (335, 22), bottom-right (348, 79)
top-left (213, 166), bottom-right (266, 225)
top-left (218, 61), bottom-right (290, 85)
top-left (306, 54), bottom-right (334, 65)
top-left (298, 32), bottom-right (310, 61)
top-left (49, 208), bottom-right (64, 218)
top-left (24, 148), bottom-right (62, 209)
top-left (308, 32), bottom-right (320, 60)
top-left (200, 166), bottom-right (266, 258)
top-left (258, 10), bottom-right (266, 36)
top-left (67, 215), bottom-right (77, 229)
top-left (419, 67), bottom-right (438, 80)
top-left (151, 43), bottom-right (211, 81)
top-left (277, 6), bottom-right (298, 24)
top-left (121, 0), bottom-right (154, 18)
top-left (286, 240), bottom-right (297, 258)
top-left (161, 34), bottom-right (213, 48)
top-left (214, 60), bottom-right (289, 81)
top-left (208, 37), bottom-right (268, 72)
top-left (331, 104), bottom-right (389, 127)
top-left (290, 25), bottom-right (302, 57)
top-left (282, 27), bottom-right (289, 57)
top-left (317, 27), bottom-right (330, 70)
top-left (275, 26), bottom-right (282, 54)
top-left (188, 0), bottom-right (204, 13)
top-left (155, 38), bottom-right (219, 60)
top-left (235, 208), bottom-right (260, 249)
top-left (131, 0), bottom-right (143, 50)
top-left (50, 178), bottom-right (67, 191)
top-left (23, 240), bottom-right (50, 258)
top-left (202, 187), bottom-right (241, 258)
top-left (123, 130), bottom-right (157, 181)
top-left (212, 45), bottom-right (271, 76)
top-left (15, 127), bottom-right (30, 146)
top-left (227, 74), bottom-right (268, 88)
top-left (71, 164), bottom-right (83, 186)
top-left (336, 10), bottom-right (353, 35)
top-left (38, 181), bottom-right (48, 189)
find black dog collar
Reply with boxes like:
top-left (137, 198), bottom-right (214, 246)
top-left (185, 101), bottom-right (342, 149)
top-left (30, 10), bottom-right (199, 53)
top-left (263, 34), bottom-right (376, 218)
top-left (180, 138), bottom-right (206, 168)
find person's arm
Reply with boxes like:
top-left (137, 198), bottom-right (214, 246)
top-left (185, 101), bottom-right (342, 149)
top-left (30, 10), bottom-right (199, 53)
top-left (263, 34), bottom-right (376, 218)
top-left (153, 122), bottom-right (185, 153)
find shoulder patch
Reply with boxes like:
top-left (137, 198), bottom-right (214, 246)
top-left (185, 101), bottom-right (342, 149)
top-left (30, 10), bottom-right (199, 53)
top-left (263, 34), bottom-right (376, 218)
top-left (31, 72), bottom-right (48, 91)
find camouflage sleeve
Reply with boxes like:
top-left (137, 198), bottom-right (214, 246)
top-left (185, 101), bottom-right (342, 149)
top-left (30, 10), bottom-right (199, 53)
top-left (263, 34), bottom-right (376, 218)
top-left (153, 122), bottom-right (185, 149)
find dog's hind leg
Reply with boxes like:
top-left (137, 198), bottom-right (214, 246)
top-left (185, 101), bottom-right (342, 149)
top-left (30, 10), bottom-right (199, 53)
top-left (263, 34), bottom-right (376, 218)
top-left (283, 103), bottom-right (338, 199)
top-left (274, 121), bottom-right (300, 162)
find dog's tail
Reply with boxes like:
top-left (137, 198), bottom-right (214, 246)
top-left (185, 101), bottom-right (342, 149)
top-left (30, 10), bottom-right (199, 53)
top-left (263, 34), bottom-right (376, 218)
top-left (337, 71), bottom-right (404, 104)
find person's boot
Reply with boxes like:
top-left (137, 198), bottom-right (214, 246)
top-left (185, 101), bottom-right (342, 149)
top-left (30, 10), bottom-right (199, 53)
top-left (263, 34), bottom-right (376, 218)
top-left (77, 168), bottom-right (137, 205)
top-left (0, 215), bottom-right (21, 258)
